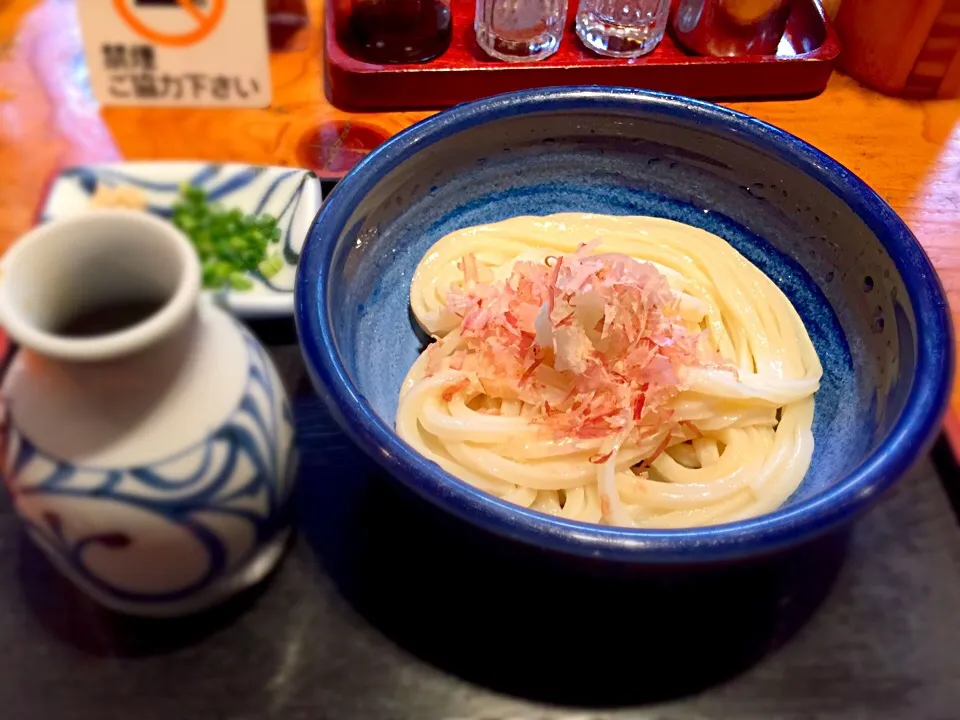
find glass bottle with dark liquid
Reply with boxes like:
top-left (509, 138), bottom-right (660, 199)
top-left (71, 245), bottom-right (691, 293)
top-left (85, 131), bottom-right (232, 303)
top-left (344, 0), bottom-right (453, 64)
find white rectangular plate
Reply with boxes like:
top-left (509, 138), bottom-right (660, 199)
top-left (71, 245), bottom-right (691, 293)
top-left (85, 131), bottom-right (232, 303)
top-left (40, 162), bottom-right (325, 319)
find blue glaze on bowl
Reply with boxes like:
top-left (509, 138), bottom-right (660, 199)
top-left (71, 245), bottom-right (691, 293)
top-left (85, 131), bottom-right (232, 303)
top-left (296, 87), bottom-right (954, 564)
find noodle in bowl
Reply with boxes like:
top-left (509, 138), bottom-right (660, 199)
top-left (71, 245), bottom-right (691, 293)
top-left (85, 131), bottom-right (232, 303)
top-left (398, 214), bottom-right (821, 529)
top-left (296, 88), bottom-right (953, 564)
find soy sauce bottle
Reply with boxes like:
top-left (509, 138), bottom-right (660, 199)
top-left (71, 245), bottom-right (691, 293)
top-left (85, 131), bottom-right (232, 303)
top-left (344, 0), bottom-right (453, 64)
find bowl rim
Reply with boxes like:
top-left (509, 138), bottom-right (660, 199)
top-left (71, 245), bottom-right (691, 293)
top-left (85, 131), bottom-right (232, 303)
top-left (296, 86), bottom-right (955, 563)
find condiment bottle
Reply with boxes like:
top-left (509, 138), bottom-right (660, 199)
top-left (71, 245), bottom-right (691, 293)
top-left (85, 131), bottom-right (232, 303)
top-left (673, 0), bottom-right (794, 57)
top-left (476, 0), bottom-right (569, 62)
top-left (342, 0), bottom-right (453, 64)
top-left (267, 0), bottom-right (310, 50)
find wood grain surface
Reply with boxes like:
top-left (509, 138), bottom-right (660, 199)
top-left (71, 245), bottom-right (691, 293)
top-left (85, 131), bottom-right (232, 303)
top-left (2, 0), bottom-right (960, 446)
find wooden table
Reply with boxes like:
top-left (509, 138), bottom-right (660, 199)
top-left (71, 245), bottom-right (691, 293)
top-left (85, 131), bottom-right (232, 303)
top-left (3, 0), bottom-right (960, 448)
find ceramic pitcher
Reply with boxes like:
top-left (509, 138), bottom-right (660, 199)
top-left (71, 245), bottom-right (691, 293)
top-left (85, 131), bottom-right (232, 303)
top-left (0, 210), bottom-right (296, 618)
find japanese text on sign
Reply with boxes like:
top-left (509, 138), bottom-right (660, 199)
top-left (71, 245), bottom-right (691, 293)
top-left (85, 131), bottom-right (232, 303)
top-left (102, 44), bottom-right (261, 102)
top-left (77, 0), bottom-right (271, 108)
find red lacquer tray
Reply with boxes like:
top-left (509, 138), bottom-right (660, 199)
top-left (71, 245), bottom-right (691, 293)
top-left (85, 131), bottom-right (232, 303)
top-left (324, 0), bottom-right (840, 110)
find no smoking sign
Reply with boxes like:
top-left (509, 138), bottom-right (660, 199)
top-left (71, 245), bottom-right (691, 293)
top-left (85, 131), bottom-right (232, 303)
top-left (77, 0), bottom-right (271, 108)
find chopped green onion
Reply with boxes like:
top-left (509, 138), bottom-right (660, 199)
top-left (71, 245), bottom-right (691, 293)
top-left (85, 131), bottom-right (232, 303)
top-left (229, 272), bottom-right (254, 291)
top-left (258, 254), bottom-right (285, 279)
top-left (171, 184), bottom-right (283, 292)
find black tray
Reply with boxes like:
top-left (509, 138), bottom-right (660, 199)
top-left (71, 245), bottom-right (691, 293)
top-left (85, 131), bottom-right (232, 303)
top-left (2, 320), bottom-right (959, 720)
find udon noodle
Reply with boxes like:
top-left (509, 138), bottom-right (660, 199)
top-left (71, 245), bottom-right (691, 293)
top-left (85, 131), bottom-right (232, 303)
top-left (397, 214), bottom-right (821, 528)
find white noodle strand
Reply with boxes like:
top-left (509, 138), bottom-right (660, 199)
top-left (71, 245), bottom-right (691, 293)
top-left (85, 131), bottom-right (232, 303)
top-left (396, 214), bottom-right (821, 528)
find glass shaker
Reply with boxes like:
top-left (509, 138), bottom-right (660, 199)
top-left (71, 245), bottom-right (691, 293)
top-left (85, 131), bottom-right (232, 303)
top-left (475, 0), bottom-right (570, 62)
top-left (343, 0), bottom-right (453, 64)
top-left (575, 0), bottom-right (671, 58)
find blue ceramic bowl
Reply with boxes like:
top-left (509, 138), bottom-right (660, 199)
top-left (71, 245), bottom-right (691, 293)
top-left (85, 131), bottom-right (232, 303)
top-left (296, 88), bottom-right (953, 564)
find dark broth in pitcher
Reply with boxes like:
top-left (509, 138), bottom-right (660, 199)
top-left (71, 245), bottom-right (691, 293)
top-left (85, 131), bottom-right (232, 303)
top-left (56, 299), bottom-right (166, 338)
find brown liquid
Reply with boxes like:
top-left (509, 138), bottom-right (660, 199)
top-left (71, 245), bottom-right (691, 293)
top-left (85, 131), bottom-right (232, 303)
top-left (345, 0), bottom-right (452, 64)
top-left (56, 299), bottom-right (166, 338)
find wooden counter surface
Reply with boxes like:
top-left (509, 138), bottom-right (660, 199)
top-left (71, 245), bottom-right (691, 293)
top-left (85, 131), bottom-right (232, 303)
top-left (3, 0), bottom-right (960, 449)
